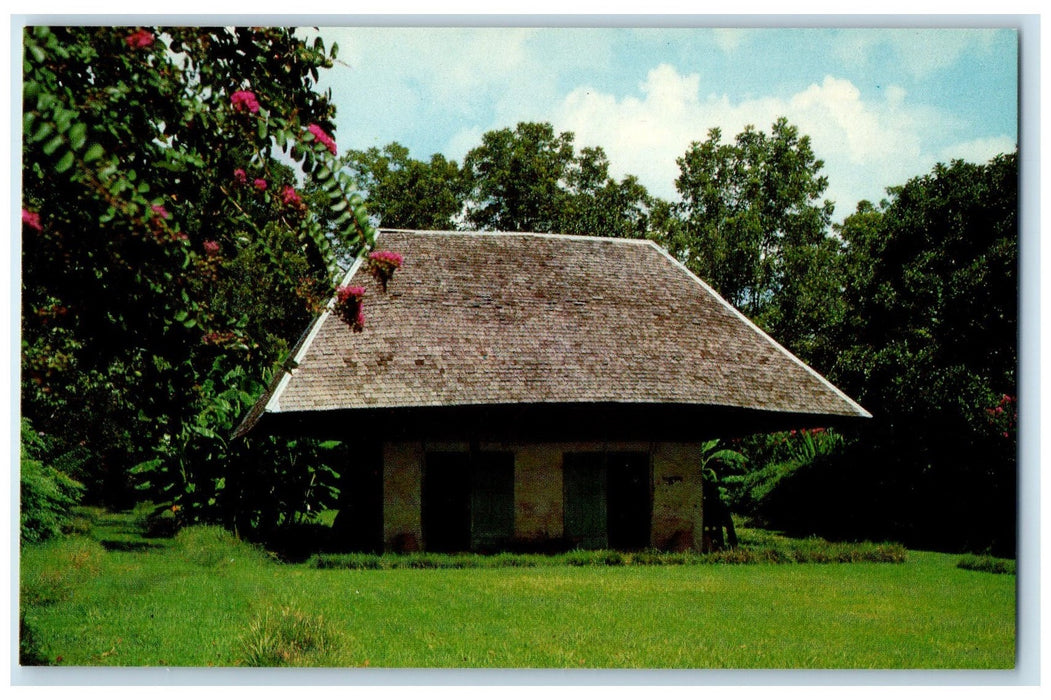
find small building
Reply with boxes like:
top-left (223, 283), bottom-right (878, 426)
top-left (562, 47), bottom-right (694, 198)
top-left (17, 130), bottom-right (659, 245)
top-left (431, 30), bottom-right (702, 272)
top-left (238, 229), bottom-right (869, 553)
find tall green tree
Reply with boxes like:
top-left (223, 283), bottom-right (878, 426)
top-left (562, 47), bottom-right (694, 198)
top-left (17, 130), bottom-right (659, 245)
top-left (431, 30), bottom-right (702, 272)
top-left (461, 121), bottom-right (657, 236)
top-left (21, 26), bottom-right (371, 524)
top-left (665, 118), bottom-right (839, 359)
top-left (462, 122), bottom-right (577, 232)
top-left (342, 143), bottom-right (466, 230)
top-left (756, 152), bottom-right (1019, 554)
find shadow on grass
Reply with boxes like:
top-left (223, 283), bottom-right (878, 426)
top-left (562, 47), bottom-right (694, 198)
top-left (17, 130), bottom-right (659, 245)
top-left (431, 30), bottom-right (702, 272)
top-left (98, 539), bottom-right (167, 553)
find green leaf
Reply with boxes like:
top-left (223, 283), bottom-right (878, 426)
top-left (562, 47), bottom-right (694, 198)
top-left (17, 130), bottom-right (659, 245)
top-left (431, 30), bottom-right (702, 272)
top-left (31, 122), bottom-right (53, 143)
top-left (54, 150), bottom-right (75, 173)
top-left (83, 142), bottom-right (104, 162)
top-left (42, 134), bottom-right (64, 155)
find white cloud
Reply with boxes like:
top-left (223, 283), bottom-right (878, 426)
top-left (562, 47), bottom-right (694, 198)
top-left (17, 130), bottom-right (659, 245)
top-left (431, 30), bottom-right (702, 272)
top-left (940, 135), bottom-right (1017, 165)
top-left (554, 64), bottom-right (994, 219)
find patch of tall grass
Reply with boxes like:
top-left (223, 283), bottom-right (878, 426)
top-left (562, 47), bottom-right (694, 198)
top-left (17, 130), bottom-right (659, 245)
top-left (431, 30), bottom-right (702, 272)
top-left (172, 525), bottom-right (274, 568)
top-left (237, 603), bottom-right (341, 667)
top-left (957, 554), bottom-right (1016, 575)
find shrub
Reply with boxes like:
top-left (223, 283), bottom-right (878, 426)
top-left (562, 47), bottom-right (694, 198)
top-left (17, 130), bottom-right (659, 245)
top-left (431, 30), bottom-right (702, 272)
top-left (957, 555), bottom-right (1016, 575)
top-left (173, 525), bottom-right (272, 568)
top-left (20, 419), bottom-right (86, 544)
top-left (238, 604), bottom-right (341, 667)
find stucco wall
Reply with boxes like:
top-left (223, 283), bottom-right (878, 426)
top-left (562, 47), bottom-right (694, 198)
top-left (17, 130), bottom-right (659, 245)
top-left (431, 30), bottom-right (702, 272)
top-left (380, 440), bottom-right (705, 552)
top-left (512, 443), bottom-right (565, 541)
top-left (650, 442), bottom-right (705, 551)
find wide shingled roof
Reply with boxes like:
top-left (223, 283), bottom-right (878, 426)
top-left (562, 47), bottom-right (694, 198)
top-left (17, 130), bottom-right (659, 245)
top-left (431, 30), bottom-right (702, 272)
top-left (238, 229), bottom-right (869, 435)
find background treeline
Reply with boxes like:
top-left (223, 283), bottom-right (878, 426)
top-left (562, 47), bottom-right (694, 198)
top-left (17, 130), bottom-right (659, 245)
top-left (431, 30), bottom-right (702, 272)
top-left (339, 121), bottom-right (1018, 555)
top-left (21, 28), bottom-right (1017, 556)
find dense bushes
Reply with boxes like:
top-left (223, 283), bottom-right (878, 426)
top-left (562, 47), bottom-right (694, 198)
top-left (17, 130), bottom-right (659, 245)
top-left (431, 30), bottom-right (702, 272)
top-left (20, 419), bottom-right (85, 544)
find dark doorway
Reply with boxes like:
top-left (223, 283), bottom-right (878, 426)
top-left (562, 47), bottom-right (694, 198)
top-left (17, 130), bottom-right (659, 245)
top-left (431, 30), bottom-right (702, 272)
top-left (607, 452), bottom-right (652, 550)
top-left (422, 451), bottom-right (514, 553)
top-left (333, 441), bottom-right (383, 552)
top-left (564, 451), bottom-right (650, 550)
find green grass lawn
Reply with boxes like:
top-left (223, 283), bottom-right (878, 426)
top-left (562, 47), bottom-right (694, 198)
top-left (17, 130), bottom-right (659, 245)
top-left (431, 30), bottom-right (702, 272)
top-left (19, 511), bottom-right (1015, 669)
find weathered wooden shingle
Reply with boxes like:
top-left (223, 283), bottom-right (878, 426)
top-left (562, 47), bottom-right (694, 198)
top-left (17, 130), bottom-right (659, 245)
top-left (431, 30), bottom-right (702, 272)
top-left (255, 230), bottom-right (869, 422)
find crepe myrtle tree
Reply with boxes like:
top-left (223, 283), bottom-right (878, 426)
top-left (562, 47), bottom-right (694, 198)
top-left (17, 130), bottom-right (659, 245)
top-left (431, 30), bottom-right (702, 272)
top-left (21, 26), bottom-right (378, 529)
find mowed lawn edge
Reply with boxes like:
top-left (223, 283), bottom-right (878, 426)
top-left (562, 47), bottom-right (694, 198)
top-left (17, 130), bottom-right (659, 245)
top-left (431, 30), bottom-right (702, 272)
top-left (20, 523), bottom-right (1016, 669)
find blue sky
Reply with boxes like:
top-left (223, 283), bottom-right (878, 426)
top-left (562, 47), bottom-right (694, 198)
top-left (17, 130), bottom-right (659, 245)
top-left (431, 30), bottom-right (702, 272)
top-left (299, 25), bottom-right (1018, 221)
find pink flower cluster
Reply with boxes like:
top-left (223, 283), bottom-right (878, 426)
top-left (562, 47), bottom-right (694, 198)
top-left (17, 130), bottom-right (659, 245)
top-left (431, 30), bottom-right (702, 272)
top-left (307, 123), bottom-right (337, 155)
top-left (253, 178), bottom-right (267, 191)
top-left (985, 394), bottom-right (1017, 440)
top-left (368, 250), bottom-right (404, 268)
top-left (233, 168), bottom-right (247, 186)
top-left (125, 29), bottom-right (154, 49)
top-left (230, 90), bottom-right (260, 114)
top-left (336, 285), bottom-right (366, 305)
top-left (367, 250), bottom-right (404, 291)
top-left (335, 285), bottom-right (366, 331)
top-left (151, 203), bottom-right (170, 219)
top-left (281, 185), bottom-right (303, 207)
top-left (22, 209), bottom-right (42, 232)
top-left (203, 240), bottom-right (220, 256)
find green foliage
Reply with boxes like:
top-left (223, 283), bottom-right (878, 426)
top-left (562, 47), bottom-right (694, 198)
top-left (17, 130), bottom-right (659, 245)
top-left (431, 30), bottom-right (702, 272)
top-left (461, 121), bottom-right (658, 236)
top-left (823, 152), bottom-right (1018, 554)
top-left (723, 428), bottom-right (844, 516)
top-left (21, 26), bottom-right (371, 524)
top-left (340, 143), bottom-right (467, 230)
top-left (20, 419), bottom-right (86, 544)
top-left (664, 118), bottom-right (840, 358)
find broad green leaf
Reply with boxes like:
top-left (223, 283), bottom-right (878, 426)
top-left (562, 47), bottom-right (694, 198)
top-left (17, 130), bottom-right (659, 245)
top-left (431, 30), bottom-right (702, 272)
top-left (54, 150), bottom-right (74, 173)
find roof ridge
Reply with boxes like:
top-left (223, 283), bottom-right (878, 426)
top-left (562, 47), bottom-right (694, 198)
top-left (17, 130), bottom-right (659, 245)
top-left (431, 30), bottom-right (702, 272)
top-left (376, 229), bottom-right (653, 246)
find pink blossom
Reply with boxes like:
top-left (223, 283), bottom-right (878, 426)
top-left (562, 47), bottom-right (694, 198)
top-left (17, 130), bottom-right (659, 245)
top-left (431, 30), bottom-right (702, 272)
top-left (253, 178), bottom-right (267, 191)
top-left (336, 285), bottom-right (366, 304)
top-left (22, 209), bottom-right (42, 232)
top-left (233, 168), bottom-right (247, 186)
top-left (307, 123), bottom-right (337, 155)
top-left (281, 185), bottom-right (303, 207)
top-left (230, 90), bottom-right (260, 114)
top-left (203, 240), bottom-right (220, 256)
top-left (125, 29), bottom-right (155, 49)
top-left (151, 204), bottom-right (170, 219)
top-left (368, 250), bottom-right (404, 268)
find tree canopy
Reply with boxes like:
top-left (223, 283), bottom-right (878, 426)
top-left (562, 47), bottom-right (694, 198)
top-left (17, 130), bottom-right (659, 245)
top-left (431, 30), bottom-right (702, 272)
top-left (21, 26), bottom-right (370, 529)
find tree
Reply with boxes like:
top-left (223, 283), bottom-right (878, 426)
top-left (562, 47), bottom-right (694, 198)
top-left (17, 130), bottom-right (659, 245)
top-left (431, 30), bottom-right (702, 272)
top-left (826, 152), bottom-right (1018, 554)
top-left (462, 122), bottom-right (577, 232)
top-left (461, 121), bottom-right (657, 236)
top-left (665, 118), bottom-right (839, 359)
top-left (341, 143), bottom-right (466, 230)
top-left (556, 146), bottom-right (653, 239)
top-left (21, 26), bottom-right (372, 526)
